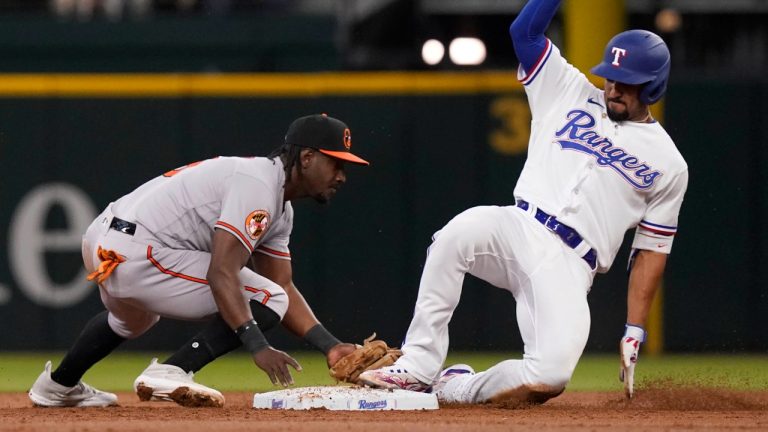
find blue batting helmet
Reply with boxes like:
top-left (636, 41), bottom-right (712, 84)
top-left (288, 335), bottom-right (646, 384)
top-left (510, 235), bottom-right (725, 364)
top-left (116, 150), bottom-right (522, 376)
top-left (590, 29), bottom-right (671, 105)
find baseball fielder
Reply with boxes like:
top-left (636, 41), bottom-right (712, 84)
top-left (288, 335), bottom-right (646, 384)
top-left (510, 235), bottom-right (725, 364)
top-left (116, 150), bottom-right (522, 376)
top-left (360, 0), bottom-right (688, 405)
top-left (29, 114), bottom-right (368, 407)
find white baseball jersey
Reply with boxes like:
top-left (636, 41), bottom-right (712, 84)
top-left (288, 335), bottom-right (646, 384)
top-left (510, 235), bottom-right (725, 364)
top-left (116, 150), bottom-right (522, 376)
top-left (515, 39), bottom-right (688, 273)
top-left (112, 156), bottom-right (293, 260)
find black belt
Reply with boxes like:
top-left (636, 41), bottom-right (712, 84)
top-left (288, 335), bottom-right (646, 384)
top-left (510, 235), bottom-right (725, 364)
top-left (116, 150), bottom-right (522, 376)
top-left (516, 200), bottom-right (597, 270)
top-left (109, 217), bottom-right (136, 236)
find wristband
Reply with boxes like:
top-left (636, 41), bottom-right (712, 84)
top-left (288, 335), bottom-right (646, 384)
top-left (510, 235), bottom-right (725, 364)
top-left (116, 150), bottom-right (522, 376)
top-left (235, 319), bottom-right (270, 354)
top-left (624, 323), bottom-right (647, 343)
top-left (303, 324), bottom-right (342, 355)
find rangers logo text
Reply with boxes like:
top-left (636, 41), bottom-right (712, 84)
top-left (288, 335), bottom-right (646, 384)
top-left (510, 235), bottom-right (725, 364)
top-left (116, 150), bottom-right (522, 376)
top-left (555, 110), bottom-right (662, 189)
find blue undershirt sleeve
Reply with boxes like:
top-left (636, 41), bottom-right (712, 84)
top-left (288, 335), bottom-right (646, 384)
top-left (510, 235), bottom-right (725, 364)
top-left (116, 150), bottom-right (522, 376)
top-left (509, 0), bottom-right (562, 73)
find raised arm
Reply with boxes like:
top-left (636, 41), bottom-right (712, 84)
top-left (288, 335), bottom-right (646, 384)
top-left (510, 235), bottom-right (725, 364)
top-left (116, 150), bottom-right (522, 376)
top-left (509, 0), bottom-right (562, 72)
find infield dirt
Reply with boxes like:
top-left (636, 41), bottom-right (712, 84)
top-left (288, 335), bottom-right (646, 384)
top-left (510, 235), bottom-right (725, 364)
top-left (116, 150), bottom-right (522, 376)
top-left (1, 386), bottom-right (766, 432)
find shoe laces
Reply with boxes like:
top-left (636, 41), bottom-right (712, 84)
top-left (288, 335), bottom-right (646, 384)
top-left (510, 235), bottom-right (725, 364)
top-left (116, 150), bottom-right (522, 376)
top-left (64, 381), bottom-right (97, 398)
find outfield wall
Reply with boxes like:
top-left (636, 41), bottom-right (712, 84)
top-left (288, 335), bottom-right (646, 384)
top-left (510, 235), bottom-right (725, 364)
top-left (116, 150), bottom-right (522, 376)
top-left (0, 74), bottom-right (765, 352)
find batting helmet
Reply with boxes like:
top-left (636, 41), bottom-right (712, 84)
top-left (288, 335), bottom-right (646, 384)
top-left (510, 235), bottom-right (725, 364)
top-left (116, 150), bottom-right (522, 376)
top-left (590, 30), bottom-right (671, 105)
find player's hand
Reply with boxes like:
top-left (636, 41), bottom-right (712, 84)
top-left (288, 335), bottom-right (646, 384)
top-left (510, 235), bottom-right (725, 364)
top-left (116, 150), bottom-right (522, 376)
top-left (326, 342), bottom-right (357, 368)
top-left (252, 347), bottom-right (302, 387)
top-left (618, 324), bottom-right (646, 399)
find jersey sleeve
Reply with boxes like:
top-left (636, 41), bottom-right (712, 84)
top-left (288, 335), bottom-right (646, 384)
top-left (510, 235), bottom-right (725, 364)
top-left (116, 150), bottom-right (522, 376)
top-left (215, 174), bottom-right (277, 255)
top-left (255, 203), bottom-right (293, 261)
top-left (631, 169), bottom-right (689, 254)
top-left (518, 42), bottom-right (594, 120)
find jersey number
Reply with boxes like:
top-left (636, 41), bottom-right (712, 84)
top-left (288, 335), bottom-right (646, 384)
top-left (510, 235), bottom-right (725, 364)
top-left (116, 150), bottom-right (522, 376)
top-left (162, 157), bottom-right (221, 177)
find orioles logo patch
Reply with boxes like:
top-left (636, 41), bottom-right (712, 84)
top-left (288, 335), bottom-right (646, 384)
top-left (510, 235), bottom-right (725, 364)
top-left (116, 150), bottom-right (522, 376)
top-left (245, 210), bottom-right (270, 240)
top-left (343, 128), bottom-right (352, 150)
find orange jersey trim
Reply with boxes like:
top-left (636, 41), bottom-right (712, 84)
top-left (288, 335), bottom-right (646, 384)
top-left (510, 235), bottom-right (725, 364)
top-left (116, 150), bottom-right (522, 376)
top-left (146, 245), bottom-right (208, 284)
top-left (244, 286), bottom-right (272, 305)
top-left (256, 245), bottom-right (291, 258)
top-left (215, 221), bottom-right (254, 253)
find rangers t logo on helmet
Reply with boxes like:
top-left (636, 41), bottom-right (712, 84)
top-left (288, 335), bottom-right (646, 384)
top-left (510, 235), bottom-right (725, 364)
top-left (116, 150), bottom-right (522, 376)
top-left (610, 47), bottom-right (627, 66)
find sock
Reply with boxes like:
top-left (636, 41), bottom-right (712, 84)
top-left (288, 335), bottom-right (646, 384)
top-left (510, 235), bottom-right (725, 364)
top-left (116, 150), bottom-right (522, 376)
top-left (164, 301), bottom-right (280, 373)
top-left (50, 310), bottom-right (126, 387)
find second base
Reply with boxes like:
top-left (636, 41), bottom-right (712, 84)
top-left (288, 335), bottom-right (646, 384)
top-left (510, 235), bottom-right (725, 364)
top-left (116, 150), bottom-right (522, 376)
top-left (253, 386), bottom-right (438, 411)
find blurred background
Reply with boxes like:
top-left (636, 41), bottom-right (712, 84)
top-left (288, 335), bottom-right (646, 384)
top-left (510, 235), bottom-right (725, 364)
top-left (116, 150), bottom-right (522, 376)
top-left (0, 0), bottom-right (765, 357)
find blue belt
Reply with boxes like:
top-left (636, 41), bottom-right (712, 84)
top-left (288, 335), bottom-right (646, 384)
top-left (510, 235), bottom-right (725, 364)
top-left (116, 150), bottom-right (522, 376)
top-left (516, 200), bottom-right (597, 270)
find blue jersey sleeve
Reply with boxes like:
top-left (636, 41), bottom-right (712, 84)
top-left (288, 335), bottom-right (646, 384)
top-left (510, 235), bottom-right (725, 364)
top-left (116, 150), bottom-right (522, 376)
top-left (509, 0), bottom-right (562, 73)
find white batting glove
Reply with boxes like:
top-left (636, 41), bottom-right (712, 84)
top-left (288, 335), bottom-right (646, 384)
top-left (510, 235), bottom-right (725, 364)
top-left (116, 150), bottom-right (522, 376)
top-left (619, 324), bottom-right (646, 399)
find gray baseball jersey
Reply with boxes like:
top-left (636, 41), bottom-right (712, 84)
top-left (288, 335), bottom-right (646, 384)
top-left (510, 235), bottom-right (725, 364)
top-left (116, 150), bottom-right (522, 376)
top-left (112, 156), bottom-right (293, 259)
top-left (82, 156), bottom-right (293, 338)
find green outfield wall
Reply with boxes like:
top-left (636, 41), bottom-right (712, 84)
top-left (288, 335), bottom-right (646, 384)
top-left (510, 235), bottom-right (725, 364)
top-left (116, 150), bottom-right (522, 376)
top-left (0, 74), bottom-right (764, 353)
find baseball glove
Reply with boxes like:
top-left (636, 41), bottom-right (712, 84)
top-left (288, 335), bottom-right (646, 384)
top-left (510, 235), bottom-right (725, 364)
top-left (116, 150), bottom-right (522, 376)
top-left (329, 333), bottom-right (402, 384)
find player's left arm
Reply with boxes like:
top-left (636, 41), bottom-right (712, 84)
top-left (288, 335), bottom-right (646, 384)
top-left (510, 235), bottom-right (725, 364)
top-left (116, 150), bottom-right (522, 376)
top-left (620, 167), bottom-right (688, 398)
top-left (620, 249), bottom-right (667, 399)
top-left (626, 249), bottom-right (667, 327)
top-left (252, 253), bottom-right (357, 367)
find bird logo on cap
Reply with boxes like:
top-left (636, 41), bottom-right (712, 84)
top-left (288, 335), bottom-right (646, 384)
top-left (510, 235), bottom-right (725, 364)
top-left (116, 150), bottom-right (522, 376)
top-left (343, 128), bottom-right (352, 150)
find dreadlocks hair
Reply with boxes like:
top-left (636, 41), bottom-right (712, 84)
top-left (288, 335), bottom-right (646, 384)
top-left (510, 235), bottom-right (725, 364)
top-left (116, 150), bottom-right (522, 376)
top-left (267, 142), bottom-right (304, 182)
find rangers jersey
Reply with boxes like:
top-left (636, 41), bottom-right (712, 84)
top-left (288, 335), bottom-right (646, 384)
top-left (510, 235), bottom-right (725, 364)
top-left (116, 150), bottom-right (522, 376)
top-left (514, 40), bottom-right (688, 273)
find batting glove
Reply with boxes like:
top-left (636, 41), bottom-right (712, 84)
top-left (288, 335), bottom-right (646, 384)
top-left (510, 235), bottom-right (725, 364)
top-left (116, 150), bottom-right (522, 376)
top-left (619, 324), bottom-right (646, 399)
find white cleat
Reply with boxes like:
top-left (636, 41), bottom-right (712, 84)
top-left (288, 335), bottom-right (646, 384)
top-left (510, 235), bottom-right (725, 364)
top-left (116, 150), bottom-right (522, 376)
top-left (29, 361), bottom-right (118, 407)
top-left (358, 366), bottom-right (432, 392)
top-left (432, 364), bottom-right (475, 401)
top-left (134, 358), bottom-right (225, 408)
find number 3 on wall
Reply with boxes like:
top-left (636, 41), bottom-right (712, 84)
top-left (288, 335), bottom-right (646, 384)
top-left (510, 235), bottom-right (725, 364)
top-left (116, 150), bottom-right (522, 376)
top-left (489, 96), bottom-right (531, 156)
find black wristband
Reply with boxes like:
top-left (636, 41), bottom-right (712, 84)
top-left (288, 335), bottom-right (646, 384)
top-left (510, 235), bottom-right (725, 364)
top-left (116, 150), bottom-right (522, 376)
top-left (235, 319), bottom-right (270, 354)
top-left (303, 324), bottom-right (342, 355)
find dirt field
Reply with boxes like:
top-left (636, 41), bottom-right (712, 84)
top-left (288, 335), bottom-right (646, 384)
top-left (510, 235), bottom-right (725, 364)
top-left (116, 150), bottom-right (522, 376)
top-left (2, 387), bottom-right (767, 432)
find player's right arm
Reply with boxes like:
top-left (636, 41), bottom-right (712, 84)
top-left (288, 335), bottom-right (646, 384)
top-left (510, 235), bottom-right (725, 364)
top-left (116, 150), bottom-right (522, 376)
top-left (207, 229), bottom-right (300, 386)
top-left (510, 0), bottom-right (562, 72)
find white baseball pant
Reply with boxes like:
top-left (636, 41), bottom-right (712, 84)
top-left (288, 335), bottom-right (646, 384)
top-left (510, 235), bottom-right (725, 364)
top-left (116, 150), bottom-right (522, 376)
top-left (395, 205), bottom-right (595, 403)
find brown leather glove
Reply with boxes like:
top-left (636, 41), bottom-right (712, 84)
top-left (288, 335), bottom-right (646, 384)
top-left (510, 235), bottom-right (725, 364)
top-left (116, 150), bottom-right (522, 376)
top-left (328, 333), bottom-right (402, 384)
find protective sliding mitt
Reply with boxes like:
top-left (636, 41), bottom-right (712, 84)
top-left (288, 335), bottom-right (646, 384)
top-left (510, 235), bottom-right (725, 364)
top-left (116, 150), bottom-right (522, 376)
top-left (329, 333), bottom-right (402, 384)
top-left (619, 324), bottom-right (647, 399)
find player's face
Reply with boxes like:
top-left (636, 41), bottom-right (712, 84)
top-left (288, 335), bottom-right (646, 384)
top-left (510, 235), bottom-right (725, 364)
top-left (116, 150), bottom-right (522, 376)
top-left (301, 150), bottom-right (347, 204)
top-left (604, 80), bottom-right (648, 122)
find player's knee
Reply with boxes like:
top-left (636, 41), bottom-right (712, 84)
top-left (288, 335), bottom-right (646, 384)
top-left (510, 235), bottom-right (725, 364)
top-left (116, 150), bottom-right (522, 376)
top-left (107, 313), bottom-right (159, 339)
top-left (489, 359), bottom-right (569, 406)
top-left (490, 383), bottom-right (565, 406)
top-left (525, 355), bottom-right (575, 391)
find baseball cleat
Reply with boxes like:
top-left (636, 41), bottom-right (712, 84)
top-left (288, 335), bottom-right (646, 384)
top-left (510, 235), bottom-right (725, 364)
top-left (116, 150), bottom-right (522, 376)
top-left (133, 358), bottom-right (224, 408)
top-left (357, 366), bottom-right (431, 392)
top-left (29, 361), bottom-right (118, 407)
top-left (431, 364), bottom-right (475, 401)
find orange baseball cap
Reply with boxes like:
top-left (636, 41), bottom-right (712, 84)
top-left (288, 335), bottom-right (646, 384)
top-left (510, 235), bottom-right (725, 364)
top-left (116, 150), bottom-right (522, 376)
top-left (284, 114), bottom-right (369, 166)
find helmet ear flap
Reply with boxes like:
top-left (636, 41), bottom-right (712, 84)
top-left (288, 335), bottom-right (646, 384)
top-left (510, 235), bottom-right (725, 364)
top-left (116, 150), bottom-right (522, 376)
top-left (639, 76), bottom-right (667, 105)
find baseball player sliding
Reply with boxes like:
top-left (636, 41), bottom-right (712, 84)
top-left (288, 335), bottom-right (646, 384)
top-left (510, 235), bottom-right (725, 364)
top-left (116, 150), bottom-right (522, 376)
top-left (29, 114), bottom-right (368, 407)
top-left (360, 0), bottom-right (688, 405)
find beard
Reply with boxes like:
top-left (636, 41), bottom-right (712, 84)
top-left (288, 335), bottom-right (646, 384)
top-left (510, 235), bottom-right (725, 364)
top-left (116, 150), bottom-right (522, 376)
top-left (607, 106), bottom-right (630, 122)
top-left (606, 100), bottom-right (630, 122)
